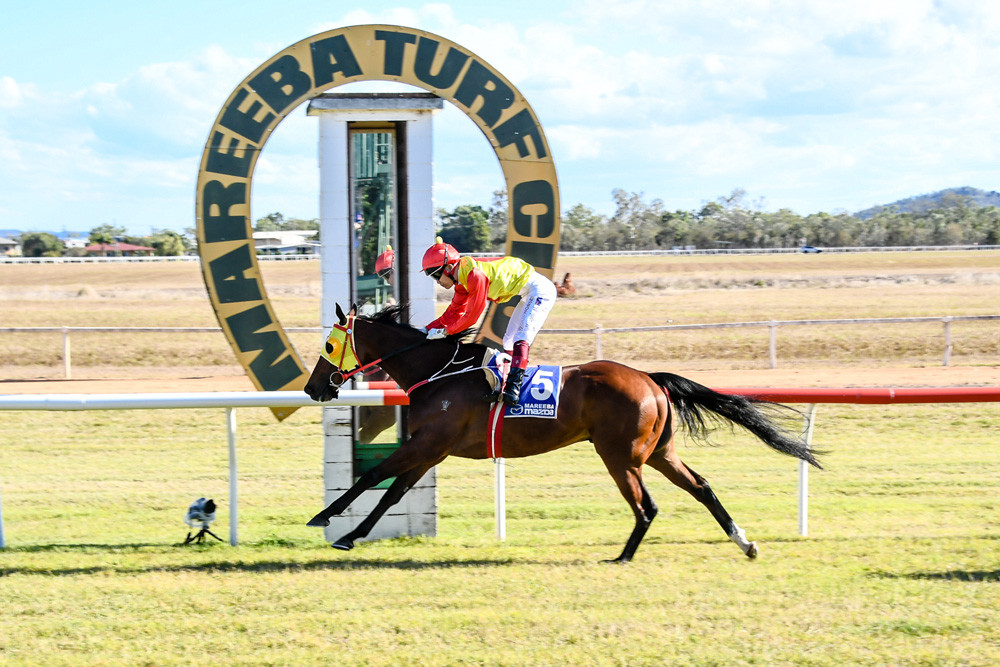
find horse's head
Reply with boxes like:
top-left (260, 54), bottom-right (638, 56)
top-left (305, 303), bottom-right (358, 402)
top-left (304, 302), bottom-right (432, 402)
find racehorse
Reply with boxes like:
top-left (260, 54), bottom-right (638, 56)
top-left (305, 303), bottom-right (821, 562)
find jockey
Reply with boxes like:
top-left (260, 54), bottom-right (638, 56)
top-left (375, 245), bottom-right (394, 282)
top-left (421, 237), bottom-right (557, 407)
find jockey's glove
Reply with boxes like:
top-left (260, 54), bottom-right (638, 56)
top-left (426, 327), bottom-right (447, 340)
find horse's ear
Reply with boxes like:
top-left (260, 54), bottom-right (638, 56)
top-left (349, 303), bottom-right (358, 316)
top-left (335, 303), bottom-right (347, 325)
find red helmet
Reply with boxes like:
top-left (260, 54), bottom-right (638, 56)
top-left (421, 237), bottom-right (459, 277)
top-left (375, 245), bottom-right (394, 278)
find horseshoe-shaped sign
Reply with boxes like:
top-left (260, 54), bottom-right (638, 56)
top-left (196, 25), bottom-right (560, 419)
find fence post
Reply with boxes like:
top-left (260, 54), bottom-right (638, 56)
top-left (594, 323), bottom-right (603, 359)
top-left (942, 317), bottom-right (952, 366)
top-left (62, 327), bottom-right (71, 379)
top-left (0, 481), bottom-right (6, 549)
top-left (799, 403), bottom-right (818, 537)
top-left (495, 458), bottom-right (506, 541)
top-left (226, 408), bottom-right (238, 546)
top-left (769, 321), bottom-right (778, 369)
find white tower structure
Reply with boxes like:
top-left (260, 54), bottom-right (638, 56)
top-left (306, 93), bottom-right (443, 543)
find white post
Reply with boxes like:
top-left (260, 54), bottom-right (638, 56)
top-left (0, 482), bottom-right (6, 549)
top-left (799, 404), bottom-right (818, 537)
top-left (226, 407), bottom-right (238, 546)
top-left (942, 317), bottom-right (952, 366)
top-left (769, 322), bottom-right (778, 369)
top-left (594, 323), bottom-right (603, 358)
top-left (495, 458), bottom-right (506, 541)
top-left (63, 327), bottom-right (71, 380)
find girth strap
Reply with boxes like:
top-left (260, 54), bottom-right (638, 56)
top-left (487, 402), bottom-right (506, 459)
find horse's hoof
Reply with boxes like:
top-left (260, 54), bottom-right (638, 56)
top-left (306, 515), bottom-right (330, 527)
top-left (331, 538), bottom-right (354, 551)
top-left (600, 557), bottom-right (631, 565)
top-left (746, 542), bottom-right (758, 559)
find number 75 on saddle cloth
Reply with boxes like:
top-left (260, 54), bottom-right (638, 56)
top-left (485, 357), bottom-right (562, 418)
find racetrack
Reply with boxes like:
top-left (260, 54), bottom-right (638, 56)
top-left (1, 251), bottom-right (998, 664)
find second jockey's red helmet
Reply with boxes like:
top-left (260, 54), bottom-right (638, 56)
top-left (375, 245), bottom-right (394, 278)
top-left (421, 237), bottom-right (459, 278)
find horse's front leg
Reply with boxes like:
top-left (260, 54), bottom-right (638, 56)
top-left (306, 461), bottom-right (395, 527)
top-left (306, 430), bottom-right (445, 528)
top-left (330, 462), bottom-right (437, 550)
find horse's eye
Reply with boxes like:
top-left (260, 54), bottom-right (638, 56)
top-left (325, 342), bottom-right (334, 354)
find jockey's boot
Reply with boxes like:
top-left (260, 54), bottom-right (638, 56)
top-left (502, 340), bottom-right (530, 407)
top-left (501, 367), bottom-right (525, 407)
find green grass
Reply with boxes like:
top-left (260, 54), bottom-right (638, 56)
top-left (2, 403), bottom-right (999, 665)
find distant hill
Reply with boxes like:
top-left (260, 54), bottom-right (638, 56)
top-left (855, 186), bottom-right (1000, 220)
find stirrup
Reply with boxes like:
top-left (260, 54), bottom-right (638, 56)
top-left (501, 367), bottom-right (525, 407)
top-left (501, 384), bottom-right (521, 407)
top-left (483, 386), bottom-right (502, 403)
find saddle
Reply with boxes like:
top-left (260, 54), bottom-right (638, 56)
top-left (482, 351), bottom-right (561, 419)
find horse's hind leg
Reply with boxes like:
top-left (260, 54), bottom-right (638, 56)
top-left (646, 451), bottom-right (758, 558)
top-left (602, 465), bottom-right (658, 563)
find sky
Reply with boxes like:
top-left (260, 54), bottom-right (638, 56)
top-left (2, 0), bottom-right (999, 236)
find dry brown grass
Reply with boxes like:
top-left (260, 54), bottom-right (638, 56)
top-left (1, 251), bottom-right (998, 376)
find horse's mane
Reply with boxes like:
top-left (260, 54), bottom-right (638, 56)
top-left (363, 303), bottom-right (481, 346)
top-left (364, 303), bottom-right (420, 331)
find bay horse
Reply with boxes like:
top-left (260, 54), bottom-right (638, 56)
top-left (305, 303), bottom-right (821, 562)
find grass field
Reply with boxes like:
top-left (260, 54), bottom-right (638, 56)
top-left (1, 402), bottom-right (998, 665)
top-left (1, 251), bottom-right (1000, 664)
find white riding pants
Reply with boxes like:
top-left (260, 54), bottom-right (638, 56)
top-left (502, 271), bottom-right (557, 350)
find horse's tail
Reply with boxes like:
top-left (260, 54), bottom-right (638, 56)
top-left (649, 372), bottom-right (822, 469)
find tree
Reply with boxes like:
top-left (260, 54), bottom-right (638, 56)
top-left (561, 203), bottom-right (606, 251)
top-left (147, 230), bottom-right (189, 256)
top-left (655, 210), bottom-right (694, 248)
top-left (487, 189), bottom-right (508, 251)
top-left (89, 224), bottom-right (126, 245)
top-left (437, 205), bottom-right (491, 252)
top-left (609, 189), bottom-right (662, 250)
top-left (436, 187), bottom-right (1000, 252)
top-left (254, 213), bottom-right (286, 231)
top-left (254, 212), bottom-right (320, 232)
top-left (20, 232), bottom-right (64, 257)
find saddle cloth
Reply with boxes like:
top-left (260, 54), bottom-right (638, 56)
top-left (485, 352), bottom-right (562, 418)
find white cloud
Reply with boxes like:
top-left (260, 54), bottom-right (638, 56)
top-left (546, 125), bottom-right (609, 160)
top-left (76, 45), bottom-right (263, 155)
top-left (0, 76), bottom-right (30, 108)
top-left (3, 2), bottom-right (999, 232)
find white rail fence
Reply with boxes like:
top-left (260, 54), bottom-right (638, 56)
top-left (3, 315), bottom-right (998, 379)
top-left (0, 390), bottom-right (404, 549)
top-left (4, 386), bottom-right (999, 550)
top-left (556, 315), bottom-right (1000, 367)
